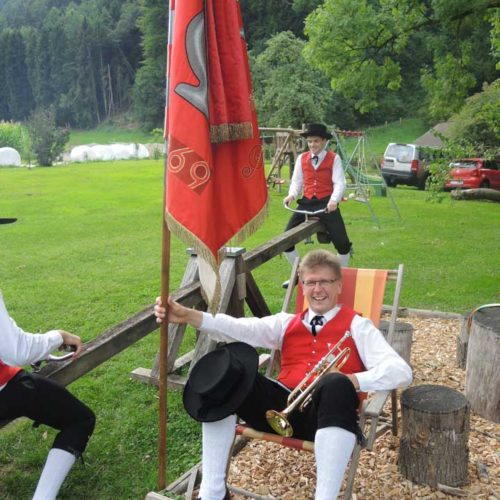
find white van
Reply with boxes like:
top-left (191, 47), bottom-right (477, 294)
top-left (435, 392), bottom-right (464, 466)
top-left (381, 143), bottom-right (429, 190)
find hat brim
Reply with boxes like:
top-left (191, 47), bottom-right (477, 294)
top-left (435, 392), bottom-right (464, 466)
top-left (300, 130), bottom-right (332, 140)
top-left (183, 342), bottom-right (259, 422)
top-left (0, 218), bottom-right (17, 225)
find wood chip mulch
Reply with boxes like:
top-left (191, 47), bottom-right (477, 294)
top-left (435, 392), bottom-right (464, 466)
top-left (226, 316), bottom-right (500, 499)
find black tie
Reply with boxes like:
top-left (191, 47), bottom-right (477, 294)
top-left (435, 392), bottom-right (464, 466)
top-left (312, 155), bottom-right (319, 166)
top-left (310, 315), bottom-right (324, 336)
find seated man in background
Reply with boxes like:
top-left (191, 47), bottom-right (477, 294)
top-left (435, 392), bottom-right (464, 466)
top-left (0, 217), bottom-right (95, 500)
top-left (155, 249), bottom-right (412, 500)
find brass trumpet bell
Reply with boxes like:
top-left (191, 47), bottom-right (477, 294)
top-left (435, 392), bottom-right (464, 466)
top-left (266, 409), bottom-right (293, 437)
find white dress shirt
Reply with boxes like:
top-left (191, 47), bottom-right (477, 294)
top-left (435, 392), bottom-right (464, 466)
top-left (288, 149), bottom-right (346, 204)
top-left (0, 290), bottom-right (63, 390)
top-left (200, 306), bottom-right (412, 393)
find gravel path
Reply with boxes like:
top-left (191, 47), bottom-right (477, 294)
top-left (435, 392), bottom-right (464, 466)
top-left (227, 315), bottom-right (499, 499)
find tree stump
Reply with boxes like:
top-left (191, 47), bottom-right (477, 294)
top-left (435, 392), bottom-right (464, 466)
top-left (379, 320), bottom-right (413, 365)
top-left (456, 312), bottom-right (471, 369)
top-left (465, 306), bottom-right (500, 422)
top-left (399, 385), bottom-right (469, 488)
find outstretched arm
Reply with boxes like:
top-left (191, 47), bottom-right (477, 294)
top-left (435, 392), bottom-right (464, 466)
top-left (0, 291), bottom-right (74, 365)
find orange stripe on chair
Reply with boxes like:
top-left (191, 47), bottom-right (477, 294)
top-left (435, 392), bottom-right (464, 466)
top-left (340, 268), bottom-right (387, 326)
top-left (368, 270), bottom-right (387, 327)
top-left (294, 282), bottom-right (306, 313)
top-left (338, 268), bottom-right (357, 310)
top-left (352, 269), bottom-right (377, 318)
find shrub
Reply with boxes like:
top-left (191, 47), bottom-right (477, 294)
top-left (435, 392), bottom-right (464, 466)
top-left (0, 121), bottom-right (31, 159)
top-left (27, 108), bottom-right (69, 166)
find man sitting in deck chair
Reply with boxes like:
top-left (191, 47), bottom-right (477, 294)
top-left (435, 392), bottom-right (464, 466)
top-left (155, 249), bottom-right (412, 500)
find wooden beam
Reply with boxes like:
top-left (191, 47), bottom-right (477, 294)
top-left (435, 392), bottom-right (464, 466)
top-left (243, 220), bottom-right (322, 272)
top-left (245, 272), bottom-right (272, 318)
top-left (39, 305), bottom-right (158, 386)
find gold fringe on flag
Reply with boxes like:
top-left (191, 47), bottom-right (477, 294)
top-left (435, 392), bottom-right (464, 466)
top-left (165, 213), bottom-right (221, 313)
top-left (230, 197), bottom-right (269, 244)
top-left (210, 122), bottom-right (253, 144)
top-left (166, 197), bottom-right (268, 313)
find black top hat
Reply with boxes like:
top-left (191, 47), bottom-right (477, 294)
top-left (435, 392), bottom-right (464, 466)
top-left (300, 123), bottom-right (332, 140)
top-left (0, 218), bottom-right (17, 225)
top-left (183, 342), bottom-right (258, 422)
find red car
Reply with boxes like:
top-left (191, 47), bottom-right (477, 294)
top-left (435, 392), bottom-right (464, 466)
top-left (445, 158), bottom-right (500, 190)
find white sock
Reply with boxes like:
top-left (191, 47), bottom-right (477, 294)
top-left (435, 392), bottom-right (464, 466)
top-left (337, 252), bottom-right (350, 267)
top-left (199, 414), bottom-right (237, 500)
top-left (284, 249), bottom-right (299, 266)
top-left (32, 448), bottom-right (76, 500)
top-left (314, 427), bottom-right (356, 500)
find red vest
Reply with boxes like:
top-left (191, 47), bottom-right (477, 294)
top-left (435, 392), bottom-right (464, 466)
top-left (302, 151), bottom-right (335, 199)
top-left (0, 360), bottom-right (21, 387)
top-left (277, 306), bottom-right (366, 389)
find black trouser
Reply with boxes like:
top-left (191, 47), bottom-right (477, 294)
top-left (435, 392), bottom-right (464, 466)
top-left (235, 372), bottom-right (360, 442)
top-left (0, 371), bottom-right (95, 457)
top-left (285, 196), bottom-right (352, 255)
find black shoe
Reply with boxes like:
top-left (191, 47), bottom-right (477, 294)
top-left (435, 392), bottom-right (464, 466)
top-left (282, 279), bottom-right (290, 289)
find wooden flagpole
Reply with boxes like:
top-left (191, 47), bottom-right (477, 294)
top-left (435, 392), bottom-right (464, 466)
top-left (158, 0), bottom-right (174, 489)
top-left (158, 216), bottom-right (171, 489)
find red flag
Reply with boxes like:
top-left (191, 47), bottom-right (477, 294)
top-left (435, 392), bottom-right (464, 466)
top-left (165, 0), bottom-right (268, 310)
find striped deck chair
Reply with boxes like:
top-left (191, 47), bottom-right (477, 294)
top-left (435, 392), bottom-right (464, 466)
top-left (230, 260), bottom-right (405, 500)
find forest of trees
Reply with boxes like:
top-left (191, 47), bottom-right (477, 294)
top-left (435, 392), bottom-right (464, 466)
top-left (0, 0), bottom-right (498, 132)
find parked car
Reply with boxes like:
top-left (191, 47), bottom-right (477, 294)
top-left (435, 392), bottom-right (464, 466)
top-left (381, 143), bottom-right (430, 190)
top-left (445, 158), bottom-right (500, 190)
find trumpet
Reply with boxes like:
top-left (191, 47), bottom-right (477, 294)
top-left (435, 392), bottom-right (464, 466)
top-left (266, 331), bottom-right (351, 437)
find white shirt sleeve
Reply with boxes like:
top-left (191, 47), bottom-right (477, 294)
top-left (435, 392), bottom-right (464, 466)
top-left (0, 291), bottom-right (63, 366)
top-left (330, 154), bottom-right (346, 204)
top-left (287, 154), bottom-right (304, 200)
top-left (350, 315), bottom-right (412, 392)
top-left (200, 311), bottom-right (294, 350)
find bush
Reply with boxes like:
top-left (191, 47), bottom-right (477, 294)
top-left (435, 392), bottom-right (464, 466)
top-left (0, 121), bottom-right (31, 159)
top-left (27, 108), bottom-right (69, 166)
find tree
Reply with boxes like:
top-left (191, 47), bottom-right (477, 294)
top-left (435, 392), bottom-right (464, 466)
top-left (304, 0), bottom-right (498, 122)
top-left (449, 79), bottom-right (500, 149)
top-left (132, 0), bottom-right (167, 131)
top-left (3, 30), bottom-right (34, 120)
top-left (27, 107), bottom-right (69, 166)
top-left (251, 31), bottom-right (335, 128)
top-left (0, 0), bottom-right (143, 127)
top-left (240, 0), bottom-right (306, 53)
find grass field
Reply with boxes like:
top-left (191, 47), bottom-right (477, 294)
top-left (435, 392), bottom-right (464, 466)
top-left (0, 148), bottom-right (498, 498)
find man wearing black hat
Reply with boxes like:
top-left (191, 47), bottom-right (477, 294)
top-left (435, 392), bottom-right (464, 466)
top-left (155, 249), bottom-right (411, 500)
top-left (0, 217), bottom-right (95, 500)
top-left (283, 123), bottom-right (352, 285)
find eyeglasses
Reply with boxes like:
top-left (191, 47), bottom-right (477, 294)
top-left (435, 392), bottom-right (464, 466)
top-left (302, 278), bottom-right (339, 289)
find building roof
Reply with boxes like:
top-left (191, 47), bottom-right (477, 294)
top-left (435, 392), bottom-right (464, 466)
top-left (413, 121), bottom-right (454, 149)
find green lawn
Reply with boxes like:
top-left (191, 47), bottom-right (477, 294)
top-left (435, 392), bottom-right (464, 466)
top-left (0, 160), bottom-right (499, 499)
top-left (341, 118), bottom-right (429, 165)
